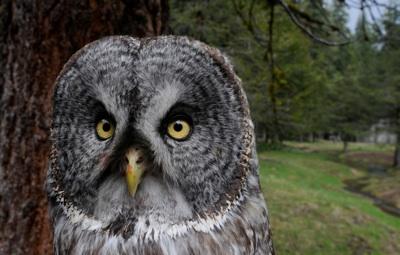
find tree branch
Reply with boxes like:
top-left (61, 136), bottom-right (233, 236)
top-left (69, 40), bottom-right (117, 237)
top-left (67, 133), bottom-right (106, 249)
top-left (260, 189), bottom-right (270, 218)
top-left (278, 0), bottom-right (352, 46)
top-left (231, 0), bottom-right (268, 46)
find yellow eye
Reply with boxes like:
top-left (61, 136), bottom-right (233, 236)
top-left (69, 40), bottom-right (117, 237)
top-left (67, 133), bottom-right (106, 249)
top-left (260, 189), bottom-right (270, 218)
top-left (167, 119), bottom-right (191, 140)
top-left (96, 119), bottom-right (115, 140)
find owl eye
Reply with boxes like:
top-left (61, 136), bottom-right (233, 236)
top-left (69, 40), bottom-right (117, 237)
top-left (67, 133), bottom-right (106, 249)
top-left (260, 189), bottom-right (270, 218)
top-left (96, 119), bottom-right (115, 140)
top-left (167, 116), bottom-right (192, 141)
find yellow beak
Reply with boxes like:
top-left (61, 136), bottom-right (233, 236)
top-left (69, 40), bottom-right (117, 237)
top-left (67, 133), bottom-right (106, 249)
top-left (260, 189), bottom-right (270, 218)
top-left (125, 148), bottom-right (145, 197)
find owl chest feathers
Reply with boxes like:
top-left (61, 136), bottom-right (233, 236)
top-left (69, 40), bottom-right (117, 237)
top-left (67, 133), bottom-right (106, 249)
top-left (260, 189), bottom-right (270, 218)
top-left (52, 186), bottom-right (272, 255)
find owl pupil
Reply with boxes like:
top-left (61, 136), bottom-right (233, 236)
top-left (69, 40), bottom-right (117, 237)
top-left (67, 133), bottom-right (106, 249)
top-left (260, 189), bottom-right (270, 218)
top-left (174, 122), bottom-right (183, 132)
top-left (103, 122), bottom-right (111, 132)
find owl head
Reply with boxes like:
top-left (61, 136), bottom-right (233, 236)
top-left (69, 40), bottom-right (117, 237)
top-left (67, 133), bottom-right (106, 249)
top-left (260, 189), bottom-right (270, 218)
top-left (47, 36), bottom-right (255, 237)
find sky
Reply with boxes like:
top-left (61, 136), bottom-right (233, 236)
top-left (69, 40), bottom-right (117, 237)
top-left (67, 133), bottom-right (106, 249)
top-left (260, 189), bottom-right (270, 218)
top-left (346, 0), bottom-right (392, 31)
top-left (347, 6), bottom-right (362, 31)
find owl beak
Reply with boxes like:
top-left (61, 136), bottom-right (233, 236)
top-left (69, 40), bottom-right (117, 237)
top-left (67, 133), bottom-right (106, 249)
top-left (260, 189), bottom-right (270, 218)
top-left (124, 148), bottom-right (145, 197)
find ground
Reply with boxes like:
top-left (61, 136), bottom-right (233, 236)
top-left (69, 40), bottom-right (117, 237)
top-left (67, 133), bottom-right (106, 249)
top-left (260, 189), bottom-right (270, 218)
top-left (259, 141), bottom-right (400, 254)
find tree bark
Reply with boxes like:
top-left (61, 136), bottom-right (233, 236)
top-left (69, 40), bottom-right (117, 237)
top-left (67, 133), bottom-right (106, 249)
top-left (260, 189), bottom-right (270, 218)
top-left (0, 1), bottom-right (169, 254)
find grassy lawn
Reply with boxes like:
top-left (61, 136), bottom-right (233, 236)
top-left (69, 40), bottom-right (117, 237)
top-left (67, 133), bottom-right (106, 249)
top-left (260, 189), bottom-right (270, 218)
top-left (258, 142), bottom-right (400, 254)
top-left (285, 140), bottom-right (394, 154)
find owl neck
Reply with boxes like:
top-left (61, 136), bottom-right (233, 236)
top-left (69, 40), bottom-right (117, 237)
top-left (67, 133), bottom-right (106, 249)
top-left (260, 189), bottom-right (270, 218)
top-left (49, 173), bottom-right (259, 239)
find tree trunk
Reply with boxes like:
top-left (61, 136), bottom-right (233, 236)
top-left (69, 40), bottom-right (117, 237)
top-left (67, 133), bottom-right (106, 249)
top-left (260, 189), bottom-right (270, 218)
top-left (342, 133), bottom-right (350, 153)
top-left (259, 125), bottom-right (266, 143)
top-left (266, 4), bottom-right (282, 145)
top-left (393, 107), bottom-right (400, 168)
top-left (308, 133), bottom-right (314, 142)
top-left (393, 145), bottom-right (400, 168)
top-left (343, 140), bottom-right (348, 153)
top-left (264, 126), bottom-right (270, 143)
top-left (0, 1), bottom-right (169, 254)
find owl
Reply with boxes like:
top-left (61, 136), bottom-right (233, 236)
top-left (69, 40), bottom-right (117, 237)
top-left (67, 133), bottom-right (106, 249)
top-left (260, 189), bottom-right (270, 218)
top-left (46, 36), bottom-right (274, 255)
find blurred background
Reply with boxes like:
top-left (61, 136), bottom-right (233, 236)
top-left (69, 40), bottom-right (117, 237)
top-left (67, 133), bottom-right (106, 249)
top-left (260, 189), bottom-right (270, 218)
top-left (0, 0), bottom-right (399, 254)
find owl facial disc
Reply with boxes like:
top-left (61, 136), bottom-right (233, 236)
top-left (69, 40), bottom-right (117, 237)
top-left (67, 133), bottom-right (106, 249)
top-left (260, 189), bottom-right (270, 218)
top-left (124, 148), bottom-right (145, 197)
top-left (48, 36), bottom-right (257, 232)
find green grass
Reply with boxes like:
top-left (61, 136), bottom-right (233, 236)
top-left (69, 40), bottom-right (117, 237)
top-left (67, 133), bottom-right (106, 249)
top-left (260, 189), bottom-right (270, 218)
top-left (258, 144), bottom-right (400, 254)
top-left (285, 140), bottom-right (394, 153)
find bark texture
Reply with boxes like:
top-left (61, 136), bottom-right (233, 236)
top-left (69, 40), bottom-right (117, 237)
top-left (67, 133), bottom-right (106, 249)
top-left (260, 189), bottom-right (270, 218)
top-left (0, 1), bottom-right (169, 254)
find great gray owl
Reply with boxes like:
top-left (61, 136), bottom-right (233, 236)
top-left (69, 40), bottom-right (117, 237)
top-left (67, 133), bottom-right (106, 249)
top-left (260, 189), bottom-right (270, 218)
top-left (46, 36), bottom-right (274, 255)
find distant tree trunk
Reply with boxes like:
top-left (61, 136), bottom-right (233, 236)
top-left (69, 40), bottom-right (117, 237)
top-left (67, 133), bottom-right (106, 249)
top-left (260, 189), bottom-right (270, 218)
top-left (0, 1), bottom-right (169, 254)
top-left (343, 140), bottom-right (349, 153)
top-left (264, 127), bottom-right (270, 143)
top-left (394, 108), bottom-right (400, 168)
top-left (260, 126), bottom-right (267, 143)
top-left (394, 146), bottom-right (400, 168)
top-left (308, 133), bottom-right (314, 142)
top-left (266, 4), bottom-right (282, 145)
top-left (342, 133), bottom-right (350, 153)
